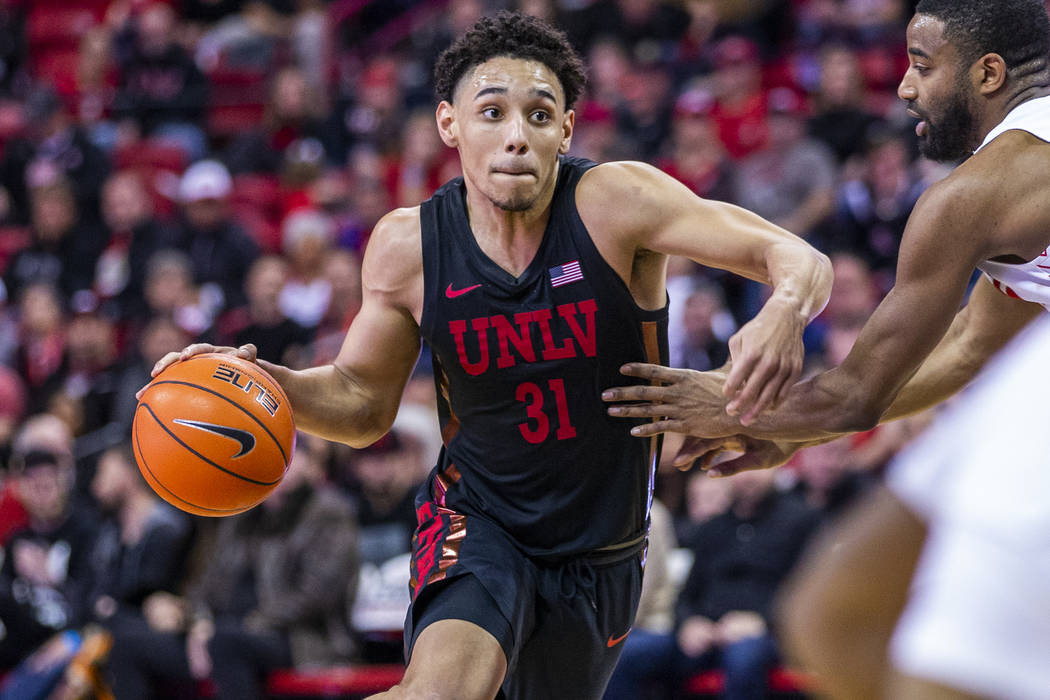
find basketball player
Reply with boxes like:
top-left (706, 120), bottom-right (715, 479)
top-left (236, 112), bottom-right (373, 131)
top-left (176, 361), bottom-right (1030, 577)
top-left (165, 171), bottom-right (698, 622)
top-left (780, 315), bottom-right (1050, 700)
top-left (145, 12), bottom-right (833, 699)
top-left (603, 0), bottom-right (1050, 474)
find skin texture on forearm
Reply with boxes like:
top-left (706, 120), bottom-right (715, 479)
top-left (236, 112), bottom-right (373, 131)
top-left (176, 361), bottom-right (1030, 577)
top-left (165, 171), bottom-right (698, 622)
top-left (258, 361), bottom-right (401, 447)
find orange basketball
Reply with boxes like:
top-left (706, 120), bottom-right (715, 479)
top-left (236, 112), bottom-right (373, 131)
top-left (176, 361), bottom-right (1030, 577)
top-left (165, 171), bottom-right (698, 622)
top-left (132, 353), bottom-right (296, 517)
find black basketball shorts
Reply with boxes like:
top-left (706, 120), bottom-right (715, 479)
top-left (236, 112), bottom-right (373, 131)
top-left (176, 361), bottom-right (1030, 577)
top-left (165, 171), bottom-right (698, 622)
top-left (405, 499), bottom-right (645, 700)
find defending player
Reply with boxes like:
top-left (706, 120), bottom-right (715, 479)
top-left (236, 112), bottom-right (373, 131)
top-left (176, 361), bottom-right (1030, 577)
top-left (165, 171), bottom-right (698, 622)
top-left (146, 13), bottom-right (832, 699)
top-left (603, 0), bottom-right (1050, 474)
top-left (780, 316), bottom-right (1050, 700)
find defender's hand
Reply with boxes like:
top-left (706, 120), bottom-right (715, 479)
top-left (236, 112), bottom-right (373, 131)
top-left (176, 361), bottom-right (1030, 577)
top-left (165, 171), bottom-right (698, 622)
top-left (674, 435), bottom-right (802, 477)
top-left (603, 365), bottom-right (737, 438)
top-left (722, 301), bottom-right (805, 424)
top-left (136, 343), bottom-right (258, 400)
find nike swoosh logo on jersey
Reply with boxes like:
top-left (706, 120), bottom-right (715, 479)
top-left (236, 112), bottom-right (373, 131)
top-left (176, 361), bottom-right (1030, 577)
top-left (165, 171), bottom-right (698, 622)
top-left (446, 283), bottom-right (483, 298)
top-left (606, 629), bottom-right (631, 648)
top-left (173, 419), bottom-right (256, 458)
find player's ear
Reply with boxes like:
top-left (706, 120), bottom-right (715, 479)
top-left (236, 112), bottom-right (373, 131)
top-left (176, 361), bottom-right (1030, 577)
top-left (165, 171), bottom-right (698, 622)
top-left (974, 52), bottom-right (1007, 95)
top-left (436, 101), bottom-right (458, 148)
top-left (559, 108), bottom-right (575, 155)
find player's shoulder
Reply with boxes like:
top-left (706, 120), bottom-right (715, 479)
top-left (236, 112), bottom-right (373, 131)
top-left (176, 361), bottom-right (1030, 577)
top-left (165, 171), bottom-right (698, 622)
top-left (361, 206), bottom-right (423, 289)
top-left (913, 159), bottom-right (997, 225)
top-left (577, 160), bottom-right (684, 229)
top-left (578, 160), bottom-right (668, 198)
top-left (365, 207), bottom-right (422, 263)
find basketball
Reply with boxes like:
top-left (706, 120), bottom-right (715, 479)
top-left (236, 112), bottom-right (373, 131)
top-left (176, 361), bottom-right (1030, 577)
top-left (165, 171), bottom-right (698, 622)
top-left (132, 353), bottom-right (296, 517)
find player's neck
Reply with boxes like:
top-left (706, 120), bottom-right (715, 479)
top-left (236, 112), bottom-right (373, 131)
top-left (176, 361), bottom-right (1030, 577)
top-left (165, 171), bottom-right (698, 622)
top-left (983, 85), bottom-right (1050, 137)
top-left (463, 175), bottom-right (557, 277)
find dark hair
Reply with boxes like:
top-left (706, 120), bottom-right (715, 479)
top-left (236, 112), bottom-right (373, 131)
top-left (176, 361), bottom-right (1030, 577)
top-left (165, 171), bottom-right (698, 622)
top-left (433, 11), bottom-right (587, 109)
top-left (916, 0), bottom-right (1050, 80)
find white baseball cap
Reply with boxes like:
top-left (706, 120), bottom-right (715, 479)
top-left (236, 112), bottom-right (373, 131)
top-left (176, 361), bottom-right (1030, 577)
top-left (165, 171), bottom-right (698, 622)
top-left (178, 160), bottom-right (232, 202)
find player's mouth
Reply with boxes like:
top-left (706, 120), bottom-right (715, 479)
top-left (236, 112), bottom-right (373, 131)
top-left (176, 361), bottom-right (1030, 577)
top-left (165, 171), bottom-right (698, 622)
top-left (906, 107), bottom-right (928, 137)
top-left (491, 166), bottom-right (536, 178)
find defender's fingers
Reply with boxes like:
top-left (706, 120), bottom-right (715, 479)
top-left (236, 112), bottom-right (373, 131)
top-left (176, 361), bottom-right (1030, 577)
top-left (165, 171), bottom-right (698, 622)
top-left (602, 384), bottom-right (672, 403)
top-left (707, 452), bottom-right (769, 478)
top-left (617, 363), bottom-right (683, 383)
top-left (607, 403), bottom-right (669, 418)
top-left (672, 437), bottom-right (727, 468)
top-left (628, 420), bottom-right (678, 437)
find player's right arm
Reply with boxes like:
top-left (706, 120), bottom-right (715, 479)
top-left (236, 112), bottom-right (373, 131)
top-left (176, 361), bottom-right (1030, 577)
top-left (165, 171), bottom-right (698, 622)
top-left (148, 208), bottom-right (424, 448)
top-left (609, 173), bottom-right (998, 442)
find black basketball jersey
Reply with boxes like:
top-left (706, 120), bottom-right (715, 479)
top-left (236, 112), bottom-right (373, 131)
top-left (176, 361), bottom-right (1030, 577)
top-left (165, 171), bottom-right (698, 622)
top-left (418, 156), bottom-right (669, 559)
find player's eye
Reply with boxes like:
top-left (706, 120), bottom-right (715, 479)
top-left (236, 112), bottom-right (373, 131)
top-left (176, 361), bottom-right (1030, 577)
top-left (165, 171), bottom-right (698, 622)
top-left (482, 107), bottom-right (501, 119)
top-left (531, 110), bottom-right (552, 123)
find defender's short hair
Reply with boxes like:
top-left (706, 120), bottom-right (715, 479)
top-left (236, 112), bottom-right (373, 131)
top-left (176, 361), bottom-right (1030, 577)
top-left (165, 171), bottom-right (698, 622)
top-left (916, 0), bottom-right (1050, 77)
top-left (433, 11), bottom-right (587, 109)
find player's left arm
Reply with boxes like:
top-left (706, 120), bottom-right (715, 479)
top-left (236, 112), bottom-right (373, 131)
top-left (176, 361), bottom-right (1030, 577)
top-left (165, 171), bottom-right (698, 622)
top-left (580, 161), bottom-right (833, 421)
top-left (880, 273), bottom-right (1043, 421)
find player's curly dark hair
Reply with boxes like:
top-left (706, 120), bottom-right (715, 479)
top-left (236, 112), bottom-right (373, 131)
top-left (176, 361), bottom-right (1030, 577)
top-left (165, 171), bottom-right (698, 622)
top-left (433, 11), bottom-right (587, 109)
top-left (916, 0), bottom-right (1050, 84)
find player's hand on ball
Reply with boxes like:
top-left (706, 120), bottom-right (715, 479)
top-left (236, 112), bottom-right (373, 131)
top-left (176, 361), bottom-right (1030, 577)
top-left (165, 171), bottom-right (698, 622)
top-left (138, 343), bottom-right (258, 400)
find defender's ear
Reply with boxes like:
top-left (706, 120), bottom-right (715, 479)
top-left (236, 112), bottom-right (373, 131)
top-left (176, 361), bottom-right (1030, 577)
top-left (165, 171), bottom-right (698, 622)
top-left (436, 101), bottom-right (458, 148)
top-left (974, 52), bottom-right (1007, 95)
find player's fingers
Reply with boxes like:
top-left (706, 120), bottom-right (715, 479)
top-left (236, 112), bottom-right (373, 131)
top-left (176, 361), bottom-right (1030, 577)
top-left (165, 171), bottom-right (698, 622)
top-left (236, 343), bottom-right (257, 362)
top-left (602, 383), bottom-right (670, 403)
top-left (726, 355), bottom-right (779, 416)
top-left (774, 356), bottom-right (803, 406)
top-left (616, 363), bottom-right (683, 383)
top-left (723, 352), bottom-right (758, 402)
top-left (739, 369), bottom-right (789, 425)
top-left (606, 402), bottom-right (667, 418)
top-left (151, 351), bottom-right (184, 377)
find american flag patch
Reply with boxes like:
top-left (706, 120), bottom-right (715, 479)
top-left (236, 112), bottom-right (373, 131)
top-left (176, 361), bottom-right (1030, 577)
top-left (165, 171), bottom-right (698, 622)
top-left (549, 260), bottom-right (584, 287)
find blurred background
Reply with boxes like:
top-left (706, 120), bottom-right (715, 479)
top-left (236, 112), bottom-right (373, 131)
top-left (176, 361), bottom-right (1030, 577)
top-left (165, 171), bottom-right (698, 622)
top-left (0, 0), bottom-right (1032, 698)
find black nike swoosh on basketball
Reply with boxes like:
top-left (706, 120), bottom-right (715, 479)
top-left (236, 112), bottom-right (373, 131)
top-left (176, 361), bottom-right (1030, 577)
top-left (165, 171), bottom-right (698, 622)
top-left (172, 419), bottom-right (256, 458)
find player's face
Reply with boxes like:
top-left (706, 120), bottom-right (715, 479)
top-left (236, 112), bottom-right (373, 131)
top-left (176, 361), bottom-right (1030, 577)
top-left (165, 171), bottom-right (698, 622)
top-left (438, 57), bottom-right (574, 212)
top-left (898, 14), bottom-right (981, 162)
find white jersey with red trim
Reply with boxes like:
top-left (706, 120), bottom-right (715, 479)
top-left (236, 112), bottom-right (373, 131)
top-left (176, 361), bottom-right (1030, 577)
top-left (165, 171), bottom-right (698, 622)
top-left (974, 94), bottom-right (1050, 312)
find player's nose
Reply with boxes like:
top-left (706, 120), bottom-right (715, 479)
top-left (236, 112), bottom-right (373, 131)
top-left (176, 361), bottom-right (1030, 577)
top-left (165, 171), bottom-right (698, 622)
top-left (504, 115), bottom-right (529, 154)
top-left (897, 74), bottom-right (917, 101)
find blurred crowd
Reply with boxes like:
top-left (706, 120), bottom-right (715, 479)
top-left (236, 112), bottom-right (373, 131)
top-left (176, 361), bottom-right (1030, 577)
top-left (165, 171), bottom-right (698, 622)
top-left (0, 0), bottom-right (991, 697)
